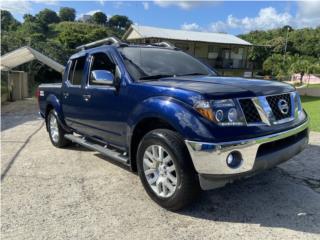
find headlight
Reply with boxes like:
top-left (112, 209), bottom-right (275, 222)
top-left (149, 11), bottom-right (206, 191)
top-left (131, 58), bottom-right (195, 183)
top-left (194, 99), bottom-right (246, 126)
top-left (295, 92), bottom-right (306, 121)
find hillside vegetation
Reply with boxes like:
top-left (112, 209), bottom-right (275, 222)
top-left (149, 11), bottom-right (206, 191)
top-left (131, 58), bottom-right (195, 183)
top-left (1, 9), bottom-right (129, 65)
top-left (1, 8), bottom-right (320, 85)
top-left (239, 26), bottom-right (320, 81)
top-left (1, 8), bottom-right (131, 91)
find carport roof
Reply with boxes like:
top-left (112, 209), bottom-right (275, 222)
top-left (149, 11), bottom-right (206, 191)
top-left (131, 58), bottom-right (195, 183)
top-left (0, 46), bottom-right (65, 73)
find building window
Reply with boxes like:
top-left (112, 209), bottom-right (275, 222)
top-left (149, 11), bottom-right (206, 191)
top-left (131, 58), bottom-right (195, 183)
top-left (208, 45), bottom-right (219, 59)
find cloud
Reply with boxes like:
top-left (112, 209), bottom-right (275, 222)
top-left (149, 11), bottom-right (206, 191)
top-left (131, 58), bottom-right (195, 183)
top-left (181, 22), bottom-right (202, 31)
top-left (210, 7), bottom-right (293, 33)
top-left (1, 0), bottom-right (57, 14)
top-left (142, 2), bottom-right (150, 10)
top-left (208, 4), bottom-right (320, 33)
top-left (154, 0), bottom-right (216, 10)
top-left (98, 0), bottom-right (105, 6)
top-left (296, 0), bottom-right (320, 28)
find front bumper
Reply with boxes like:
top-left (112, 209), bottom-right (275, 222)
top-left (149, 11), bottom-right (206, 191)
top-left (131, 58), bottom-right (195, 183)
top-left (185, 118), bottom-right (309, 188)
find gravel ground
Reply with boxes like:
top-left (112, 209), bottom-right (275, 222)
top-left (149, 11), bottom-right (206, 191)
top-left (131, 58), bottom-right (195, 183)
top-left (1, 99), bottom-right (320, 240)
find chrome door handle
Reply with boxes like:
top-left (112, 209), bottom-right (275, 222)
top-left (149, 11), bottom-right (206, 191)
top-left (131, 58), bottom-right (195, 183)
top-left (83, 94), bottom-right (91, 101)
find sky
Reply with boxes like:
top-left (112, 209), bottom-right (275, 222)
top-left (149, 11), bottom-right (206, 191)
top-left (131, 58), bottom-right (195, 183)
top-left (1, 0), bottom-right (320, 35)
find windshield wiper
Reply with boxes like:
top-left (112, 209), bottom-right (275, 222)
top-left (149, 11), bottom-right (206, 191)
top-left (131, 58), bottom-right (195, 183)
top-left (139, 74), bottom-right (174, 80)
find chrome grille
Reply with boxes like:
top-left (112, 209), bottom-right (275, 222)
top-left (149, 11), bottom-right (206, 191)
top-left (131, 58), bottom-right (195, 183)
top-left (239, 99), bottom-right (261, 123)
top-left (238, 92), bottom-right (296, 126)
top-left (266, 94), bottom-right (292, 120)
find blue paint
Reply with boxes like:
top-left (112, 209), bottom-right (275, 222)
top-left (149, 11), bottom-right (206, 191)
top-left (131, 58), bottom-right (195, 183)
top-left (38, 45), bottom-right (302, 156)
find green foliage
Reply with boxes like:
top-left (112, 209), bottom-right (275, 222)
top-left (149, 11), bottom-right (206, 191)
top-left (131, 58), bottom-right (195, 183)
top-left (52, 22), bottom-right (115, 50)
top-left (1, 10), bottom-right (20, 31)
top-left (59, 7), bottom-right (76, 22)
top-left (240, 27), bottom-right (320, 79)
top-left (108, 15), bottom-right (132, 30)
top-left (1, 8), bottom-right (130, 87)
top-left (239, 27), bottom-right (320, 70)
top-left (36, 8), bottom-right (60, 25)
top-left (23, 14), bottom-right (36, 22)
top-left (307, 63), bottom-right (320, 74)
top-left (91, 12), bottom-right (107, 25)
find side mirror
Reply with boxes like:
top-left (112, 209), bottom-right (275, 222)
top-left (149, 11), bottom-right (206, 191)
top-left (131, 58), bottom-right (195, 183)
top-left (90, 70), bottom-right (114, 85)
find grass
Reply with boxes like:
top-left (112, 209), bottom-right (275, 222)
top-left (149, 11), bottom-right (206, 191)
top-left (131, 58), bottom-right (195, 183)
top-left (301, 96), bottom-right (320, 132)
top-left (306, 84), bottom-right (320, 89)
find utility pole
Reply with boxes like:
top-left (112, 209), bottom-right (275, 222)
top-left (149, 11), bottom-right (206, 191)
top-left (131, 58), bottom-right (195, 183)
top-left (283, 26), bottom-right (289, 63)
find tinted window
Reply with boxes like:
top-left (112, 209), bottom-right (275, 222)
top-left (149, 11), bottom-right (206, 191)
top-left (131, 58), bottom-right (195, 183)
top-left (118, 47), bottom-right (215, 81)
top-left (89, 52), bottom-right (115, 85)
top-left (68, 57), bottom-right (86, 85)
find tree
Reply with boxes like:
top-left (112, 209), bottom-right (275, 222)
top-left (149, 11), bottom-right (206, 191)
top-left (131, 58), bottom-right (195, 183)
top-left (108, 15), bottom-right (132, 30)
top-left (1, 10), bottom-right (20, 31)
top-left (290, 59), bottom-right (310, 84)
top-left (306, 63), bottom-right (320, 85)
top-left (23, 14), bottom-right (36, 22)
top-left (91, 12), bottom-right (107, 25)
top-left (59, 7), bottom-right (76, 22)
top-left (36, 8), bottom-right (60, 25)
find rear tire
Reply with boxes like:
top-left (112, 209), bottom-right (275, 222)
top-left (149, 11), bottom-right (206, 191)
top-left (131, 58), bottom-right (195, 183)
top-left (47, 109), bottom-right (70, 148)
top-left (137, 129), bottom-right (200, 211)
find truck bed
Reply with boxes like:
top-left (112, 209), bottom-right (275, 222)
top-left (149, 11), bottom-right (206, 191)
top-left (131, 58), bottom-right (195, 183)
top-left (38, 83), bottom-right (62, 117)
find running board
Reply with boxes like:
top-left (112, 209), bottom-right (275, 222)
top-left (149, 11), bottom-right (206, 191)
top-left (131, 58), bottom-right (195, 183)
top-left (64, 134), bottom-right (129, 165)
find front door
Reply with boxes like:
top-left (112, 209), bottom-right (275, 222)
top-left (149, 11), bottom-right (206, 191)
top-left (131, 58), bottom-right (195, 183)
top-left (80, 51), bottom-right (127, 148)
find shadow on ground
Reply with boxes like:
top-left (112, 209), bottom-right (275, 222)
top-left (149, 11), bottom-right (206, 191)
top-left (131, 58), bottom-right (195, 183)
top-left (66, 142), bottom-right (320, 235)
top-left (180, 166), bottom-right (320, 234)
top-left (1, 99), bottom-right (40, 131)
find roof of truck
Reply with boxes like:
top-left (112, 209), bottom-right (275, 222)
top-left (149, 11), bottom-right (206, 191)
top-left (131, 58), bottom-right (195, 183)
top-left (70, 43), bottom-right (178, 59)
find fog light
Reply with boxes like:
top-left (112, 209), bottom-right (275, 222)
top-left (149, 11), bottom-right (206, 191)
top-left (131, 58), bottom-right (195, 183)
top-left (226, 151), bottom-right (243, 168)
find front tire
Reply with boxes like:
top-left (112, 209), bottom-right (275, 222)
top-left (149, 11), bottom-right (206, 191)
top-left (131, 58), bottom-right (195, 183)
top-left (137, 129), bottom-right (200, 211)
top-left (47, 110), bottom-right (70, 148)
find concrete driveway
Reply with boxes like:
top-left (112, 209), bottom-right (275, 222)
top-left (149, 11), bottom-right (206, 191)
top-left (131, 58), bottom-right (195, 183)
top-left (1, 99), bottom-right (320, 240)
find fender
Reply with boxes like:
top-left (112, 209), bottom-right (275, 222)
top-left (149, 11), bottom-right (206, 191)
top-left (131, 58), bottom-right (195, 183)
top-left (45, 94), bottom-right (70, 132)
top-left (126, 96), bottom-right (216, 145)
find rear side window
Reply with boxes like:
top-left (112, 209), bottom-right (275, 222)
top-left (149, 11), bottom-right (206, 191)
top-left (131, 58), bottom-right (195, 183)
top-left (68, 56), bottom-right (86, 85)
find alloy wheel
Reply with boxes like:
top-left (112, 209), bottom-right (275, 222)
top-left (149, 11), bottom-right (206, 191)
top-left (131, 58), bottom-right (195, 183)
top-left (142, 145), bottom-right (178, 198)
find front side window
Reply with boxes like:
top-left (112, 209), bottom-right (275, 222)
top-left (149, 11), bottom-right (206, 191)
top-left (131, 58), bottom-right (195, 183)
top-left (68, 56), bottom-right (86, 85)
top-left (118, 47), bottom-right (215, 81)
top-left (89, 52), bottom-right (115, 85)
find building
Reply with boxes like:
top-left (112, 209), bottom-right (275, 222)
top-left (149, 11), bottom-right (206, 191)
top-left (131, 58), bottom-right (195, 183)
top-left (78, 14), bottom-right (92, 22)
top-left (123, 25), bottom-right (252, 76)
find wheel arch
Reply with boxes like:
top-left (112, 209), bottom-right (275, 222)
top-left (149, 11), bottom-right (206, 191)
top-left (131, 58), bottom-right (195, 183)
top-left (127, 97), bottom-right (212, 171)
top-left (129, 117), bottom-right (177, 171)
top-left (45, 94), bottom-right (70, 132)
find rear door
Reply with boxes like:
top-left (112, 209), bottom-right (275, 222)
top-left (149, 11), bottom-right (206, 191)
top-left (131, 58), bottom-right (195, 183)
top-left (61, 56), bottom-right (88, 132)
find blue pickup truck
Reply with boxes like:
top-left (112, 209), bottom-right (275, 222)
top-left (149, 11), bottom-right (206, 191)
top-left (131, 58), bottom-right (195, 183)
top-left (37, 37), bottom-right (309, 210)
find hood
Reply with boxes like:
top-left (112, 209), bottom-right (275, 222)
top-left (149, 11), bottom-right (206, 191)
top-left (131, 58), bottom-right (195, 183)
top-left (143, 76), bottom-right (295, 98)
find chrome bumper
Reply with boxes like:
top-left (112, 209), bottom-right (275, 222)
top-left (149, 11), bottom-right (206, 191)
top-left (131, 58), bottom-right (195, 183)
top-left (185, 119), bottom-right (309, 175)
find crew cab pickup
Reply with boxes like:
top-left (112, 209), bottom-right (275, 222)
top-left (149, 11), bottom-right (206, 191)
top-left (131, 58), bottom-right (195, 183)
top-left (37, 38), bottom-right (309, 210)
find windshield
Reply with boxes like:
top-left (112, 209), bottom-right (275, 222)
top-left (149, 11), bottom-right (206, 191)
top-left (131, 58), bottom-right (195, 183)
top-left (118, 47), bottom-right (216, 81)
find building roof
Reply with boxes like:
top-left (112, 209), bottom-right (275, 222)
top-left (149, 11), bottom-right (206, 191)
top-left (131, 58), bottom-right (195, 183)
top-left (123, 25), bottom-right (252, 46)
top-left (0, 46), bottom-right (65, 73)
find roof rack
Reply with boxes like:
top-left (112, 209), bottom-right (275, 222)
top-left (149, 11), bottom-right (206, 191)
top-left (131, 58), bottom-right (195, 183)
top-left (76, 37), bottom-right (127, 50)
top-left (149, 42), bottom-right (175, 48)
